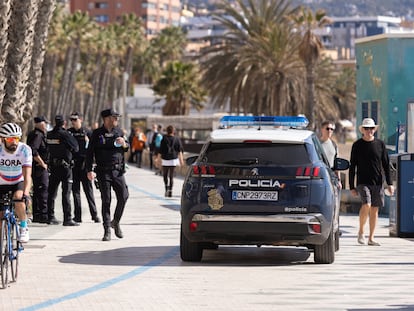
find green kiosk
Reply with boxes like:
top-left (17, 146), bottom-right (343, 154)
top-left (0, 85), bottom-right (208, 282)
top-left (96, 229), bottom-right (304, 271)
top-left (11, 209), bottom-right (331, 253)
top-left (356, 33), bottom-right (414, 235)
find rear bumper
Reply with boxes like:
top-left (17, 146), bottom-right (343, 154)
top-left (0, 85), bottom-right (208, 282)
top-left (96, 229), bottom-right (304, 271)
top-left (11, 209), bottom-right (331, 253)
top-left (182, 213), bottom-right (332, 246)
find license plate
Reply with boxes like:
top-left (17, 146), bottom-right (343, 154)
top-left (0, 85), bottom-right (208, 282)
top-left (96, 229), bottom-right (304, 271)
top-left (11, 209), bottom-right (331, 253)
top-left (232, 190), bottom-right (278, 201)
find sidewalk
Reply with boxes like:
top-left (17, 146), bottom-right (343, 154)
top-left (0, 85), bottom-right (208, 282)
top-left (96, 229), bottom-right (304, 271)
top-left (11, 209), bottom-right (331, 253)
top-left (2, 165), bottom-right (414, 311)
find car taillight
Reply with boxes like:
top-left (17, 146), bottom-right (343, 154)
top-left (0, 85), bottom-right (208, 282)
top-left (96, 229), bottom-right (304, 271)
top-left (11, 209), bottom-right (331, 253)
top-left (310, 223), bottom-right (321, 233)
top-left (190, 222), bottom-right (198, 232)
top-left (296, 166), bottom-right (320, 178)
top-left (192, 165), bottom-right (216, 175)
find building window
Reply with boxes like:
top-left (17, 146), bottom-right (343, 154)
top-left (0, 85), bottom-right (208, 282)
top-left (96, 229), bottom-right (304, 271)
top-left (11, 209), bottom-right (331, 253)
top-left (116, 2), bottom-right (122, 9)
top-left (142, 2), bottom-right (156, 9)
top-left (95, 15), bottom-right (109, 23)
top-left (95, 2), bottom-right (109, 9)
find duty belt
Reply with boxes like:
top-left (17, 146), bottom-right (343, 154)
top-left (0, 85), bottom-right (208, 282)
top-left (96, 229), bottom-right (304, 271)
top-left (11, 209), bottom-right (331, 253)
top-left (51, 158), bottom-right (72, 168)
top-left (95, 163), bottom-right (123, 171)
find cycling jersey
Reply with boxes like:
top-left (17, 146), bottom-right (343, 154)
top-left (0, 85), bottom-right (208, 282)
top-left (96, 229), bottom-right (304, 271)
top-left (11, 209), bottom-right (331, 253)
top-left (0, 142), bottom-right (32, 185)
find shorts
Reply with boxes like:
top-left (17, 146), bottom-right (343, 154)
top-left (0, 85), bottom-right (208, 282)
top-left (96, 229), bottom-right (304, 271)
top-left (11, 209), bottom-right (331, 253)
top-left (356, 184), bottom-right (384, 208)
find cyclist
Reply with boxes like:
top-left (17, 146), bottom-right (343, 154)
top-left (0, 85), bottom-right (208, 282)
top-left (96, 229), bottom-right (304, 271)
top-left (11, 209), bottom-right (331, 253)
top-left (0, 123), bottom-right (32, 243)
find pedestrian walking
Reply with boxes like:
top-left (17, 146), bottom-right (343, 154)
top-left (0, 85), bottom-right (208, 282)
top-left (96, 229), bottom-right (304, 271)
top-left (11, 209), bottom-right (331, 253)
top-left (0, 123), bottom-right (32, 242)
top-left (153, 124), bottom-right (163, 175)
top-left (85, 108), bottom-right (129, 241)
top-left (131, 127), bottom-right (146, 168)
top-left (68, 112), bottom-right (100, 223)
top-left (146, 123), bottom-right (158, 170)
top-left (349, 118), bottom-right (394, 246)
top-left (27, 116), bottom-right (50, 224)
top-left (47, 115), bottom-right (79, 226)
top-left (158, 125), bottom-right (184, 197)
top-left (319, 120), bottom-right (342, 188)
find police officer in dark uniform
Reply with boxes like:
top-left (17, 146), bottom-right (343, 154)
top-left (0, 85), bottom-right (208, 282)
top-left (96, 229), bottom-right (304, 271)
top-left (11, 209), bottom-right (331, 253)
top-left (85, 108), bottom-right (129, 241)
top-left (68, 112), bottom-right (100, 223)
top-left (47, 115), bottom-right (79, 226)
top-left (27, 116), bottom-right (50, 223)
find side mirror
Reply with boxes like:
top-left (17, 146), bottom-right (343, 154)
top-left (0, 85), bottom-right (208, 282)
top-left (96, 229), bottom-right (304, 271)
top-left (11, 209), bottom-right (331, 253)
top-left (334, 157), bottom-right (350, 171)
top-left (185, 155), bottom-right (198, 166)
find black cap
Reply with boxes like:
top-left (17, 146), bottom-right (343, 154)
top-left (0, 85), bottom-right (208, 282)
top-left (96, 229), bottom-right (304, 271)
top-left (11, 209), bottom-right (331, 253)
top-left (101, 108), bottom-right (121, 118)
top-left (55, 115), bottom-right (64, 126)
top-left (70, 112), bottom-right (81, 120)
top-left (34, 116), bottom-right (49, 123)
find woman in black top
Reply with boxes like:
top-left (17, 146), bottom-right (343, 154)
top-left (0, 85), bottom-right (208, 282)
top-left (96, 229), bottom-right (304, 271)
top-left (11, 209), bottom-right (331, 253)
top-left (158, 125), bottom-right (184, 197)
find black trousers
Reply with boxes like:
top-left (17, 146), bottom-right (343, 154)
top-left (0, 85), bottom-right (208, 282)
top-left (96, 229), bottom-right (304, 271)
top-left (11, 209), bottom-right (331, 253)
top-left (163, 166), bottom-right (176, 190)
top-left (96, 169), bottom-right (129, 229)
top-left (32, 166), bottom-right (49, 221)
top-left (47, 165), bottom-right (73, 221)
top-left (72, 165), bottom-right (98, 221)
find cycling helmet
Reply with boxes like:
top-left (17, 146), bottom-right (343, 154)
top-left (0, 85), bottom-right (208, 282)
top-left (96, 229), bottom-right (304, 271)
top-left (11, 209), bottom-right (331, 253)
top-left (0, 123), bottom-right (22, 138)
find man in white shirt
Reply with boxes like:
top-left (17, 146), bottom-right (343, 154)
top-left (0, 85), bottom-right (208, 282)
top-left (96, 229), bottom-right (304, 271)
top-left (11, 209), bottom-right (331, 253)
top-left (0, 123), bottom-right (32, 243)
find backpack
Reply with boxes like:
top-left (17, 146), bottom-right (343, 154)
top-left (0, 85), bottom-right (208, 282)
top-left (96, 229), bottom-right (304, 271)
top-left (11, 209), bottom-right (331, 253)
top-left (155, 133), bottom-right (163, 148)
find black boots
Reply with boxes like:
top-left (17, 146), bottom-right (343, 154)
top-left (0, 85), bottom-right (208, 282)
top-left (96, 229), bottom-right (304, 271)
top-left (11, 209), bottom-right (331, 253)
top-left (165, 186), bottom-right (172, 197)
top-left (102, 228), bottom-right (111, 241)
top-left (111, 221), bottom-right (124, 238)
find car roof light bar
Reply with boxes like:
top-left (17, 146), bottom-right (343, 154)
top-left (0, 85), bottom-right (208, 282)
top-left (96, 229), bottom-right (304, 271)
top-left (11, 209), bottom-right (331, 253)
top-left (219, 116), bottom-right (309, 128)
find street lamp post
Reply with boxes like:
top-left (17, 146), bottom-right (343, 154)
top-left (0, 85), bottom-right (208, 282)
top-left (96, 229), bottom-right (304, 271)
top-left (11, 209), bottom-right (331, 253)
top-left (120, 72), bottom-right (129, 131)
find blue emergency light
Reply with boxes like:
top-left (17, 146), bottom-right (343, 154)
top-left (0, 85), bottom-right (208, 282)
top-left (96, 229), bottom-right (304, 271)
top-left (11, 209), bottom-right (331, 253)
top-left (219, 115), bottom-right (309, 128)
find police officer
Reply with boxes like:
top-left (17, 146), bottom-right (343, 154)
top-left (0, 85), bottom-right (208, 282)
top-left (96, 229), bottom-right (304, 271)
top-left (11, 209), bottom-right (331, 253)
top-left (85, 108), bottom-right (129, 241)
top-left (47, 115), bottom-right (79, 226)
top-left (68, 112), bottom-right (100, 223)
top-left (27, 116), bottom-right (50, 224)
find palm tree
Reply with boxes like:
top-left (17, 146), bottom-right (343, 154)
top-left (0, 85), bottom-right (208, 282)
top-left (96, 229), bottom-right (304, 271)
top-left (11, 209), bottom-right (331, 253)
top-left (200, 0), bottom-right (305, 115)
top-left (152, 61), bottom-right (206, 115)
top-left (150, 26), bottom-right (188, 68)
top-left (292, 7), bottom-right (333, 129)
top-left (55, 11), bottom-right (97, 115)
top-left (118, 13), bottom-right (146, 92)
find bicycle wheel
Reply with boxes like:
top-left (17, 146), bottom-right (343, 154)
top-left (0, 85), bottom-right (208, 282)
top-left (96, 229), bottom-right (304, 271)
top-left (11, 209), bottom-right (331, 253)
top-left (1, 219), bottom-right (9, 289)
top-left (10, 221), bottom-right (19, 282)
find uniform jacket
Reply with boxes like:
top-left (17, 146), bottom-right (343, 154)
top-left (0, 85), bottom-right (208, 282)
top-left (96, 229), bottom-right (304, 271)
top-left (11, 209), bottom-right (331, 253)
top-left (27, 128), bottom-right (49, 165)
top-left (47, 126), bottom-right (79, 163)
top-left (85, 125), bottom-right (129, 172)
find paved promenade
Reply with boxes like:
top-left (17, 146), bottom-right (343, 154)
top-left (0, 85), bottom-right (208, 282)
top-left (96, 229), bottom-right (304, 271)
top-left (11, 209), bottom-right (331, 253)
top-left (2, 165), bottom-right (414, 311)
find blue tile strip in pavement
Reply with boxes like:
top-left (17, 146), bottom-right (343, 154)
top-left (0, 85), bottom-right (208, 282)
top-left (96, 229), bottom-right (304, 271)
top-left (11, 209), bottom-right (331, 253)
top-left (19, 183), bottom-right (180, 311)
top-left (19, 246), bottom-right (179, 311)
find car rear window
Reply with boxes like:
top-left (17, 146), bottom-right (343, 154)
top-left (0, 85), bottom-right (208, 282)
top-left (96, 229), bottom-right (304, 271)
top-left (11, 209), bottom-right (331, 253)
top-left (201, 143), bottom-right (310, 166)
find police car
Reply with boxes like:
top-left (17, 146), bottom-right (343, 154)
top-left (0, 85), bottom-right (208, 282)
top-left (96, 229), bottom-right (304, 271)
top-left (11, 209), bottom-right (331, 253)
top-left (180, 116), bottom-right (349, 264)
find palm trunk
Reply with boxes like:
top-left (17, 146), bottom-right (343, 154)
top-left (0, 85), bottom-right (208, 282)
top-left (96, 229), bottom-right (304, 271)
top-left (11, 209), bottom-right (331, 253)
top-left (0, 0), bottom-right (12, 119)
top-left (25, 0), bottom-right (56, 120)
top-left (306, 64), bottom-right (315, 130)
top-left (3, 0), bottom-right (39, 123)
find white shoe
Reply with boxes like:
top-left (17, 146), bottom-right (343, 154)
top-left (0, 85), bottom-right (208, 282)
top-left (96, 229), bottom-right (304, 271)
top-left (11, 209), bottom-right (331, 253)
top-left (357, 233), bottom-right (366, 245)
top-left (368, 240), bottom-right (381, 246)
top-left (19, 227), bottom-right (30, 243)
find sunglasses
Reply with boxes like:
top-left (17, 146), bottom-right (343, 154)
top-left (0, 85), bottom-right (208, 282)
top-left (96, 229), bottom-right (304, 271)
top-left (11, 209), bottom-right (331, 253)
top-left (363, 127), bottom-right (375, 130)
top-left (4, 137), bottom-right (20, 143)
top-left (325, 127), bottom-right (335, 131)
top-left (70, 118), bottom-right (78, 122)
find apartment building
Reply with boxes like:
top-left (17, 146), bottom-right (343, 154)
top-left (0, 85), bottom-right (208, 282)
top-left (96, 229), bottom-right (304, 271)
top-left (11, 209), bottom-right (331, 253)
top-left (70, 0), bottom-right (181, 36)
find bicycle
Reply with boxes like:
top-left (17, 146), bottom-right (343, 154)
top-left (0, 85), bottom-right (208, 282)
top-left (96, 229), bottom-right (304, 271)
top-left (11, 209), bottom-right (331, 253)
top-left (0, 191), bottom-right (24, 289)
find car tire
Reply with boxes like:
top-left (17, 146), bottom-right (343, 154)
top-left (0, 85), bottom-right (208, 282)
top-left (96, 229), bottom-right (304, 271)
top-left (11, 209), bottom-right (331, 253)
top-left (180, 226), bottom-right (203, 262)
top-left (334, 229), bottom-right (340, 252)
top-left (314, 227), bottom-right (335, 264)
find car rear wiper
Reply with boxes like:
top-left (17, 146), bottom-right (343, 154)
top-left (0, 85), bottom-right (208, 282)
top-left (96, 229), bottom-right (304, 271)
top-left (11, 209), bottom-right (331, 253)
top-left (224, 158), bottom-right (258, 165)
